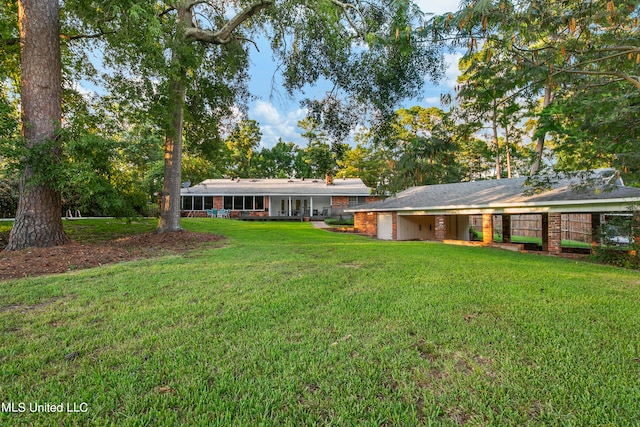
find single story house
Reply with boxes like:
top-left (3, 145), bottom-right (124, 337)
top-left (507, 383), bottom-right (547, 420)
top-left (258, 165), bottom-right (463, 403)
top-left (348, 171), bottom-right (640, 255)
top-left (180, 176), bottom-right (377, 219)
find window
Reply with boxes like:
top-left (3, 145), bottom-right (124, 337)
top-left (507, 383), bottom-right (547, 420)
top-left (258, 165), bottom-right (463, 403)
top-left (182, 196), bottom-right (193, 210)
top-left (234, 196), bottom-right (243, 210)
top-left (255, 196), bottom-right (264, 210)
top-left (204, 197), bottom-right (214, 210)
top-left (244, 196), bottom-right (254, 210)
top-left (193, 196), bottom-right (203, 210)
top-left (221, 195), bottom-right (265, 210)
top-left (348, 196), bottom-right (367, 206)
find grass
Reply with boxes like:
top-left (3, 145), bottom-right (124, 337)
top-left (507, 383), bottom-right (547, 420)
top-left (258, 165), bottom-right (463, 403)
top-left (0, 218), bottom-right (157, 245)
top-left (1, 218), bottom-right (639, 426)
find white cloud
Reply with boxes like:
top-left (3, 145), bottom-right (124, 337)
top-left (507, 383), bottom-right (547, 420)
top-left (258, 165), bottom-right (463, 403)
top-left (443, 51), bottom-right (463, 88)
top-left (425, 96), bottom-right (441, 105)
top-left (253, 100), bottom-right (281, 124)
top-left (414, 0), bottom-right (461, 15)
top-left (252, 100), bottom-right (307, 148)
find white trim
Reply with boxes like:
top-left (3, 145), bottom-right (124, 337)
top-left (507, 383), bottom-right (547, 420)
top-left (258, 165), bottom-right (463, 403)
top-left (349, 197), bottom-right (640, 215)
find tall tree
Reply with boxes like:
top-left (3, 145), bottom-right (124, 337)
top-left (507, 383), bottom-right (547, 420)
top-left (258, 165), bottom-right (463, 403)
top-left (336, 143), bottom-right (387, 189)
top-left (5, 0), bottom-right (67, 250)
top-left (72, 0), bottom-right (440, 232)
top-left (426, 0), bottom-right (640, 177)
top-left (456, 45), bottom-right (528, 179)
top-left (253, 139), bottom-right (298, 178)
top-left (378, 106), bottom-right (460, 192)
top-left (226, 118), bottom-right (262, 178)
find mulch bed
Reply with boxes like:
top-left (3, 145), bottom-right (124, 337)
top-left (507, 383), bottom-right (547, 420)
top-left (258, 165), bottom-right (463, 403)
top-left (0, 231), bottom-right (224, 281)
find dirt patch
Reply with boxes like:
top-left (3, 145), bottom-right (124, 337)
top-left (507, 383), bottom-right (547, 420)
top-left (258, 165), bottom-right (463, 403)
top-left (0, 231), bottom-right (224, 281)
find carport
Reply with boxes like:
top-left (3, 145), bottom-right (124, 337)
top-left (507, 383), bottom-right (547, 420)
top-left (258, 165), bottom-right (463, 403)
top-left (350, 171), bottom-right (640, 255)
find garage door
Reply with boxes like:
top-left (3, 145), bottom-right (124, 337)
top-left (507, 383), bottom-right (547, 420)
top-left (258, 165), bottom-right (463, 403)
top-left (377, 213), bottom-right (393, 240)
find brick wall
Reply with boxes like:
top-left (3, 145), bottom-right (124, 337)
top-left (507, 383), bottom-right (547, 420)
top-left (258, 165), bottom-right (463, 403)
top-left (332, 196), bottom-right (349, 214)
top-left (214, 196), bottom-right (223, 210)
top-left (548, 212), bottom-right (562, 255)
top-left (354, 212), bottom-right (377, 236)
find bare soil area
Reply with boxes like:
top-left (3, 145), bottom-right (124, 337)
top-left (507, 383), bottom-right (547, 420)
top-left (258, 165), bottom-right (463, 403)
top-left (0, 231), bottom-right (224, 281)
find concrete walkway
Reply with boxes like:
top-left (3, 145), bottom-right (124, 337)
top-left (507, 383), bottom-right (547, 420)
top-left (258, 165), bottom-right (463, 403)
top-left (311, 221), bottom-right (330, 229)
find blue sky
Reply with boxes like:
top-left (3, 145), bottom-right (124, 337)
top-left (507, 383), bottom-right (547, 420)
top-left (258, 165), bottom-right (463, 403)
top-left (249, 0), bottom-right (463, 147)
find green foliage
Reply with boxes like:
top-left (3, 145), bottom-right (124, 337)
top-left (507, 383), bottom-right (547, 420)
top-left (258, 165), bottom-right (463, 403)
top-left (374, 106), bottom-right (463, 194)
top-left (0, 84), bottom-right (19, 140)
top-left (0, 177), bottom-right (17, 218)
top-left (426, 0), bottom-right (640, 181)
top-left (225, 119), bottom-right (262, 178)
top-left (591, 212), bottom-right (640, 269)
top-left (304, 141), bottom-right (335, 177)
top-left (60, 133), bottom-right (150, 217)
top-left (252, 139), bottom-right (298, 178)
top-left (542, 81), bottom-right (640, 180)
top-left (336, 143), bottom-right (387, 189)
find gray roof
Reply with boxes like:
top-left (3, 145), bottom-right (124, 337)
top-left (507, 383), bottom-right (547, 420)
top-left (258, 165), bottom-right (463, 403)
top-left (181, 178), bottom-right (372, 197)
top-left (349, 175), bottom-right (640, 214)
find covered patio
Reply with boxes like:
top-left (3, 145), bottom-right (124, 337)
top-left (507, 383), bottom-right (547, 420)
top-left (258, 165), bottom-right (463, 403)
top-left (180, 177), bottom-right (377, 220)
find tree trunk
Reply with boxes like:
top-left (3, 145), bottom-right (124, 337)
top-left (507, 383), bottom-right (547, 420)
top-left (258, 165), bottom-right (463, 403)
top-left (529, 83), bottom-right (553, 176)
top-left (492, 104), bottom-right (501, 180)
top-left (505, 122), bottom-right (512, 179)
top-left (157, 75), bottom-right (186, 233)
top-left (6, 0), bottom-right (68, 250)
top-left (157, 3), bottom-right (189, 233)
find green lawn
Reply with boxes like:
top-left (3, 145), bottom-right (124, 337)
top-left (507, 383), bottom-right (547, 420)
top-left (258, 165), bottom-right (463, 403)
top-left (1, 219), bottom-right (639, 426)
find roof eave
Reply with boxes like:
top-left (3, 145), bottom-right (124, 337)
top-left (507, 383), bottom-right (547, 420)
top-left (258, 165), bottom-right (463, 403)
top-left (346, 197), bottom-right (640, 214)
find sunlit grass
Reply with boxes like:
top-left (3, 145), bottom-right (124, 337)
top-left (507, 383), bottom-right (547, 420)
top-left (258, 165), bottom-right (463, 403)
top-left (1, 218), bottom-right (639, 426)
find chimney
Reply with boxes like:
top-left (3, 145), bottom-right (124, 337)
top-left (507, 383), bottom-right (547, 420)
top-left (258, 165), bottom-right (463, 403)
top-left (325, 174), bottom-right (334, 185)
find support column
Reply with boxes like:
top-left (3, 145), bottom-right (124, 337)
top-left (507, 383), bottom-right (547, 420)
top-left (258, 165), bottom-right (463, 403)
top-left (548, 212), bottom-right (562, 255)
top-left (392, 212), bottom-right (398, 240)
top-left (502, 214), bottom-right (512, 243)
top-left (435, 215), bottom-right (446, 241)
top-left (310, 197), bottom-right (314, 217)
top-left (482, 214), bottom-right (494, 244)
top-left (288, 197), bottom-right (292, 216)
top-left (591, 213), bottom-right (601, 253)
top-left (541, 213), bottom-right (549, 251)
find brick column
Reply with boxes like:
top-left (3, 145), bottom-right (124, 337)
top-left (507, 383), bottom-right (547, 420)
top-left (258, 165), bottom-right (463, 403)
top-left (482, 214), bottom-right (494, 244)
top-left (214, 196), bottom-right (223, 210)
top-left (548, 213), bottom-right (562, 255)
top-left (591, 213), bottom-right (601, 252)
top-left (392, 212), bottom-right (398, 240)
top-left (435, 215), bottom-right (446, 241)
top-left (502, 214), bottom-right (512, 243)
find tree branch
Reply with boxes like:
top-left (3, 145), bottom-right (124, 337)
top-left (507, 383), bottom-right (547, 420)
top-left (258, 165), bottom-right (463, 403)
top-left (160, 6), bottom-right (176, 17)
top-left (329, 0), bottom-right (366, 38)
top-left (556, 69), bottom-right (640, 91)
top-left (60, 29), bottom-right (116, 41)
top-left (184, 0), bottom-right (273, 44)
